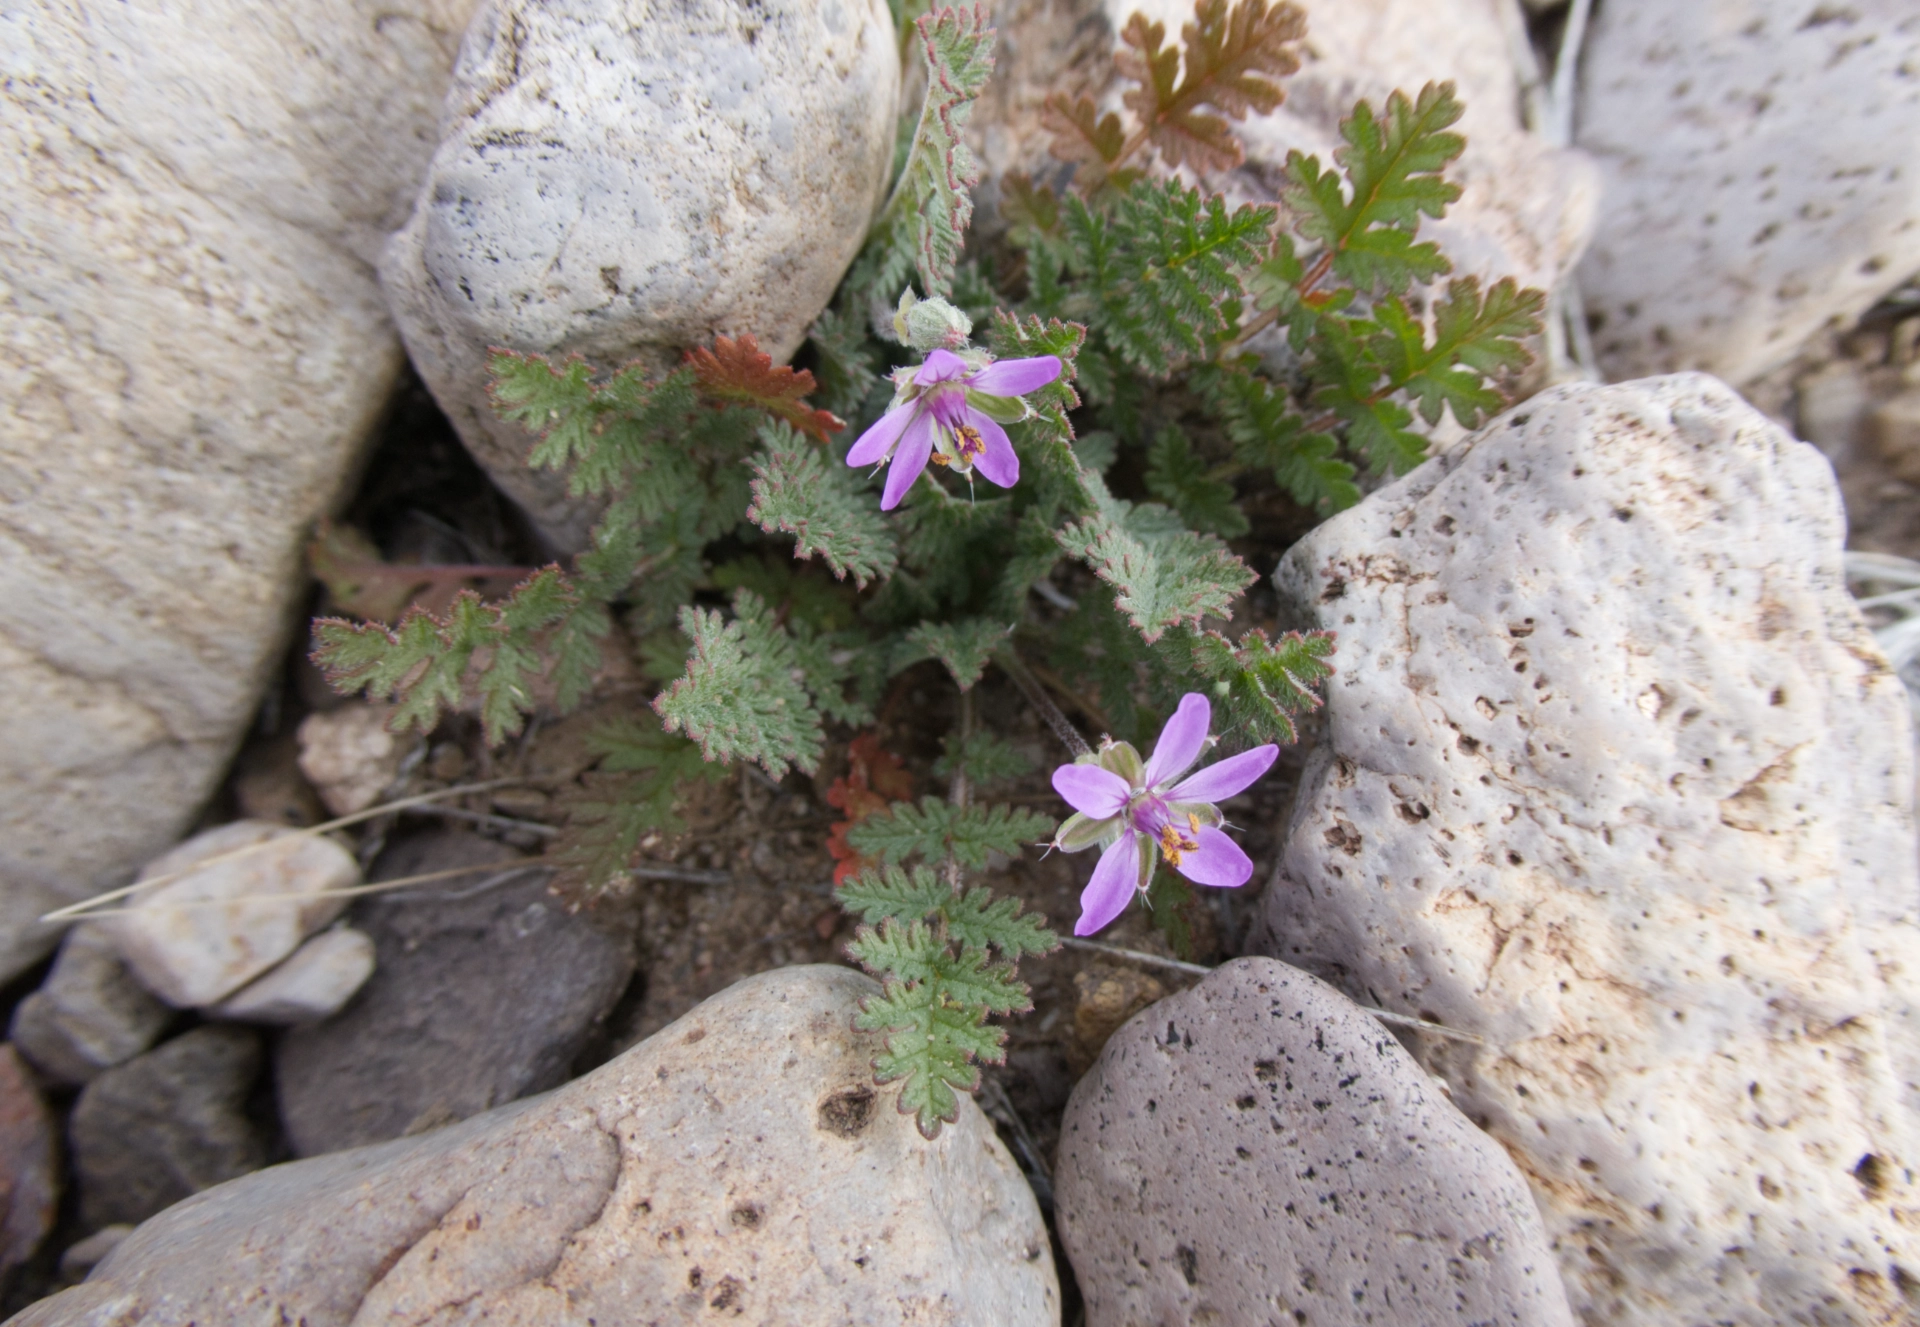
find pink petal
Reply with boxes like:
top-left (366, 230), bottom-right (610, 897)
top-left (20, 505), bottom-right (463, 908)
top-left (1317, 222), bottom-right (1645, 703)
top-left (1075, 832), bottom-right (1142, 936)
top-left (1169, 745), bottom-right (1278, 805)
top-left (1052, 762), bottom-right (1131, 818)
top-left (1143, 692), bottom-right (1212, 788)
top-left (967, 411), bottom-right (1019, 488)
top-left (847, 402), bottom-right (915, 467)
top-left (1174, 824), bottom-right (1253, 888)
top-left (968, 354), bottom-right (1062, 396)
top-left (880, 412), bottom-right (936, 511)
top-left (916, 349), bottom-right (970, 384)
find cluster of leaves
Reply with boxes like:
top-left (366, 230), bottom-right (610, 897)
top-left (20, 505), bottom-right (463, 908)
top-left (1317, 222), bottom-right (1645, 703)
top-left (311, 0), bottom-right (1549, 1133)
top-left (838, 859), bottom-right (1056, 1137)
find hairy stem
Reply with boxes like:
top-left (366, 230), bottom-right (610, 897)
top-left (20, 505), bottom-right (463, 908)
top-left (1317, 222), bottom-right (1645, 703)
top-left (997, 648), bottom-right (1092, 758)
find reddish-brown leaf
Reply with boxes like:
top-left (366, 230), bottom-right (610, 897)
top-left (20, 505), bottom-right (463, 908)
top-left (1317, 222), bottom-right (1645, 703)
top-left (1041, 93), bottom-right (1128, 170)
top-left (1117, 0), bottom-right (1305, 174)
top-left (686, 333), bottom-right (845, 443)
top-left (826, 734), bottom-right (914, 885)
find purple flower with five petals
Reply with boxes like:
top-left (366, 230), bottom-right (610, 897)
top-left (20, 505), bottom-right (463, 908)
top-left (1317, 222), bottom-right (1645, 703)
top-left (1049, 693), bottom-right (1277, 937)
top-left (846, 348), bottom-right (1062, 510)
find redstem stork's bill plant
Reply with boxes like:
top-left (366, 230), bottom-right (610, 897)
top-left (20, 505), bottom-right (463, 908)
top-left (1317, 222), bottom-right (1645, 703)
top-left (313, 0), bottom-right (1544, 1138)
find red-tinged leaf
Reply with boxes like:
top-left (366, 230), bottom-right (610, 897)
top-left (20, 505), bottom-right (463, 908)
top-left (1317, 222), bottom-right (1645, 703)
top-left (686, 334), bottom-right (845, 443)
top-left (1116, 0), bottom-right (1305, 174)
top-left (1041, 93), bottom-right (1128, 170)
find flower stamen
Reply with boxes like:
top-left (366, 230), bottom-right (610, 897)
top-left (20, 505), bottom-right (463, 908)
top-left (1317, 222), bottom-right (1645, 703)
top-left (1158, 822), bottom-right (1200, 868)
top-left (954, 424), bottom-right (985, 465)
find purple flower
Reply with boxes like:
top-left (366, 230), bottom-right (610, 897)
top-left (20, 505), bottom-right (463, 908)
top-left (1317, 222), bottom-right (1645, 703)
top-left (845, 348), bottom-right (1063, 510)
top-left (1050, 693), bottom-right (1277, 937)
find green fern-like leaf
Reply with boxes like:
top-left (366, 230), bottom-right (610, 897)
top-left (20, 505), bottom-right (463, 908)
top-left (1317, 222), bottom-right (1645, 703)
top-left (1194, 364), bottom-right (1359, 511)
top-left (747, 424), bottom-right (899, 588)
top-left (855, 977), bottom-right (1003, 1139)
top-left (934, 731), bottom-right (1037, 788)
top-left (313, 568), bottom-right (594, 745)
top-left (548, 714), bottom-right (729, 903)
top-left (1056, 476), bottom-right (1255, 643)
top-left (899, 618), bottom-right (1012, 690)
top-left (653, 590), bottom-right (825, 777)
top-left (1188, 626), bottom-right (1336, 745)
top-left (1145, 427), bottom-right (1249, 537)
top-left (837, 864), bottom-right (1057, 958)
top-left (1367, 276), bottom-right (1547, 429)
top-left (853, 4), bottom-right (996, 301)
top-left (1280, 81), bottom-right (1465, 295)
top-left (1067, 178), bottom-right (1273, 376)
top-left (846, 799), bottom-right (1055, 870)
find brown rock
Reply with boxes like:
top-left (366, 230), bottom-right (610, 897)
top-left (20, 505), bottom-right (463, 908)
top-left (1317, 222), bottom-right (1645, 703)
top-left (17, 967), bottom-right (1057, 1327)
top-left (273, 831), bottom-right (634, 1156)
top-left (0, 1046), bottom-right (57, 1275)
top-left (1067, 963), bottom-right (1166, 1075)
top-left (68, 1026), bottom-right (266, 1231)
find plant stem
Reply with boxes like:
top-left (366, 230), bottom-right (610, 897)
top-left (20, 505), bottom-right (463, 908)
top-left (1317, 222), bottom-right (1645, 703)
top-left (945, 688), bottom-right (974, 889)
top-left (996, 648), bottom-right (1092, 758)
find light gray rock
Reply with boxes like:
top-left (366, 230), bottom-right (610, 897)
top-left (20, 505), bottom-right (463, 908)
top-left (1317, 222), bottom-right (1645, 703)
top-left (105, 821), bottom-right (359, 1009)
top-left (295, 703), bottom-right (416, 817)
top-left (274, 831), bottom-right (632, 1156)
top-left (0, 0), bottom-right (480, 983)
top-left (1575, 2), bottom-right (1920, 385)
top-left (9, 923), bottom-right (172, 1086)
top-left (1057, 957), bottom-right (1573, 1327)
top-left (57, 1224), bottom-right (131, 1281)
top-left (20, 966), bottom-right (1058, 1327)
top-left (68, 1026), bottom-right (268, 1231)
top-left (206, 928), bottom-right (375, 1026)
top-left (1251, 373), bottom-right (1920, 1325)
top-left (382, 0), bottom-right (901, 548)
top-left (1076, 0), bottom-right (1595, 299)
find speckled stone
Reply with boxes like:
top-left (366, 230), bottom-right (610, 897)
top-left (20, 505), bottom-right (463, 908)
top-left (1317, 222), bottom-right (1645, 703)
top-left (1251, 373), bottom-right (1920, 1325)
top-left (104, 822), bottom-right (358, 1009)
top-left (381, 0), bottom-right (900, 548)
top-left (1056, 957), bottom-right (1573, 1327)
top-left (1575, 2), bottom-right (1920, 385)
top-left (18, 966), bottom-right (1057, 1327)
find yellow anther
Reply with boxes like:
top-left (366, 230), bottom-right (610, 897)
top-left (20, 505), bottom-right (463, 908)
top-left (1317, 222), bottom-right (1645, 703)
top-left (955, 424), bottom-right (986, 463)
top-left (1158, 822), bottom-right (1199, 867)
top-left (928, 451), bottom-right (951, 467)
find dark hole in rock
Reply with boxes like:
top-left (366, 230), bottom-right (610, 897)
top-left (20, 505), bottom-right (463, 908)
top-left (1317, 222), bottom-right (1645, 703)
top-left (1175, 1244), bottom-right (1199, 1285)
top-left (1854, 1151), bottom-right (1889, 1198)
top-left (817, 1086), bottom-right (876, 1138)
top-left (730, 1204), bottom-right (761, 1229)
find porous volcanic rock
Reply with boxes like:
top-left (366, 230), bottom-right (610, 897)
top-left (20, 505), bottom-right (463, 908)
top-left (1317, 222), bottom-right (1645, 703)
top-left (1575, 2), bottom-right (1920, 384)
top-left (1251, 373), bottom-right (1920, 1324)
top-left (1057, 957), bottom-right (1573, 1326)
top-left (20, 966), bottom-right (1058, 1327)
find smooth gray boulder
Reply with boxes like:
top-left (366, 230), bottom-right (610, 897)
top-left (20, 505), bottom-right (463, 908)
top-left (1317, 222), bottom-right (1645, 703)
top-left (382, 0), bottom-right (901, 548)
top-left (1575, 2), bottom-right (1920, 384)
top-left (0, 0), bottom-right (479, 982)
top-left (19, 966), bottom-right (1058, 1327)
top-left (1056, 957), bottom-right (1573, 1327)
top-left (1252, 373), bottom-right (1920, 1325)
